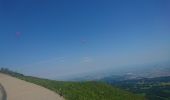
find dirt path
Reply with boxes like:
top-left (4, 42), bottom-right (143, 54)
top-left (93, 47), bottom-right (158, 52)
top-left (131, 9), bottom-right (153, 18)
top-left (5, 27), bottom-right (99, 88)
top-left (0, 73), bottom-right (64, 100)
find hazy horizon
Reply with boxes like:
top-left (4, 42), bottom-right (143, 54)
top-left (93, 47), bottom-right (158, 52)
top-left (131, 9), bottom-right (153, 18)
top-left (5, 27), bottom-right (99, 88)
top-left (0, 0), bottom-right (170, 79)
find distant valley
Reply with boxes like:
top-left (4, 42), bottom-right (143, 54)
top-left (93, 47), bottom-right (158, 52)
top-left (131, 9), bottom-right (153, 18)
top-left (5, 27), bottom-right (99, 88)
top-left (71, 62), bottom-right (170, 81)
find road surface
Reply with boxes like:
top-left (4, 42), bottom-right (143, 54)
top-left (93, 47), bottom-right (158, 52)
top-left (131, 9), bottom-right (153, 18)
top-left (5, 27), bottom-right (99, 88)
top-left (0, 73), bottom-right (64, 100)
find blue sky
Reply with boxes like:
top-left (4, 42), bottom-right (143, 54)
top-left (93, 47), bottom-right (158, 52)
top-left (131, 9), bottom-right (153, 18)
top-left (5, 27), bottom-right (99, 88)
top-left (0, 0), bottom-right (170, 79)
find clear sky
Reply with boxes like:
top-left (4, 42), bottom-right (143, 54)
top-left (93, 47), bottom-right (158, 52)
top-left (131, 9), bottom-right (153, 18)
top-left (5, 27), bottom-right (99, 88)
top-left (0, 0), bottom-right (170, 79)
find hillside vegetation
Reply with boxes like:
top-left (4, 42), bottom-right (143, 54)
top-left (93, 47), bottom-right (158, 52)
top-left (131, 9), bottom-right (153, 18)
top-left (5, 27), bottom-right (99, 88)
top-left (0, 68), bottom-right (146, 100)
top-left (104, 76), bottom-right (170, 100)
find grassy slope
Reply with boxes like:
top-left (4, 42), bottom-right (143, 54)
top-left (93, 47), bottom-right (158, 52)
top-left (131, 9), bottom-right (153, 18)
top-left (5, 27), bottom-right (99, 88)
top-left (16, 76), bottom-right (146, 100)
top-left (0, 69), bottom-right (146, 100)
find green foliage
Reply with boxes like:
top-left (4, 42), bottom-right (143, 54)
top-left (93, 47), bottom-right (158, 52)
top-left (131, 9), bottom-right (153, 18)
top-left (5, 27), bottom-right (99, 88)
top-left (107, 77), bottom-right (170, 100)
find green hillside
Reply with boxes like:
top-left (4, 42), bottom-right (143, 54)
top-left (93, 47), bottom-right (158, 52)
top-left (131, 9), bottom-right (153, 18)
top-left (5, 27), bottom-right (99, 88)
top-left (0, 68), bottom-right (146, 100)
